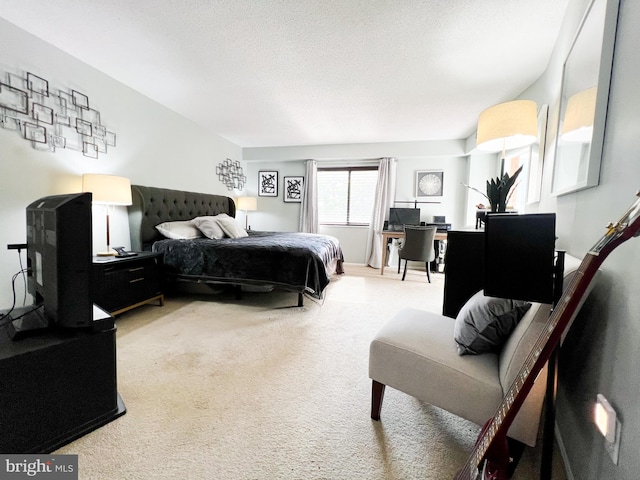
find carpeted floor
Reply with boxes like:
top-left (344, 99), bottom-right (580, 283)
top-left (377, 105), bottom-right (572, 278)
top-left (56, 264), bottom-right (566, 479)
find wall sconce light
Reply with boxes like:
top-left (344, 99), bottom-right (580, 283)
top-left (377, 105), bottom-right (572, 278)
top-left (236, 196), bottom-right (257, 230)
top-left (476, 99), bottom-right (538, 172)
top-left (595, 393), bottom-right (621, 464)
top-left (561, 86), bottom-right (597, 142)
top-left (595, 393), bottom-right (616, 442)
top-left (82, 173), bottom-right (132, 256)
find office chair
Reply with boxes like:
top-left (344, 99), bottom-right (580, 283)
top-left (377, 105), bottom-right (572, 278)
top-left (397, 226), bottom-right (437, 282)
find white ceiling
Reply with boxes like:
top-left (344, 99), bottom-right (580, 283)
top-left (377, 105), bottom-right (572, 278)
top-left (0, 0), bottom-right (570, 148)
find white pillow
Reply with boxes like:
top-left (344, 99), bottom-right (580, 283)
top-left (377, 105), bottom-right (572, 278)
top-left (192, 216), bottom-right (226, 239)
top-left (216, 216), bottom-right (248, 238)
top-left (155, 221), bottom-right (202, 240)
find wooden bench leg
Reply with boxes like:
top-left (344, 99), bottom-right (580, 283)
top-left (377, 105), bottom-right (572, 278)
top-left (371, 380), bottom-right (386, 420)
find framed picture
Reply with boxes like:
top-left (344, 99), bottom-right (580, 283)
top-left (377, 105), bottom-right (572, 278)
top-left (258, 170), bottom-right (278, 197)
top-left (415, 171), bottom-right (444, 197)
top-left (284, 176), bottom-right (304, 203)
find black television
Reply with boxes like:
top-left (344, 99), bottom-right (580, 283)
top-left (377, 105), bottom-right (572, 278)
top-left (18, 192), bottom-right (94, 334)
top-left (483, 213), bottom-right (556, 304)
top-left (388, 208), bottom-right (421, 231)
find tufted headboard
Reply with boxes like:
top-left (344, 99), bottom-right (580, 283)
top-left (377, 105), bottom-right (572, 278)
top-left (128, 185), bottom-right (236, 251)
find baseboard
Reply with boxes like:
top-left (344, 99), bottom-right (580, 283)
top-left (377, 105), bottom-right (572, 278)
top-left (555, 422), bottom-right (575, 480)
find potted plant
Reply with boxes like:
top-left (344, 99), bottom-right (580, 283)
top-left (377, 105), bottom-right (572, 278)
top-left (463, 165), bottom-right (523, 213)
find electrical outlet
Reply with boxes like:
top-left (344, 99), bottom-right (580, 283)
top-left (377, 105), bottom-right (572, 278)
top-left (605, 418), bottom-right (622, 465)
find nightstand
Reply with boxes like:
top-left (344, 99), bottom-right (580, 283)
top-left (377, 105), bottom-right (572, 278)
top-left (92, 252), bottom-right (164, 315)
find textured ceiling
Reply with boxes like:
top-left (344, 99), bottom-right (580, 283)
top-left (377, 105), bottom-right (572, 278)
top-left (0, 0), bottom-right (570, 148)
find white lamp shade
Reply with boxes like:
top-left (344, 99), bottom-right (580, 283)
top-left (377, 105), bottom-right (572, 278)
top-left (476, 99), bottom-right (538, 152)
top-left (561, 86), bottom-right (597, 142)
top-left (82, 174), bottom-right (132, 205)
top-left (236, 196), bottom-right (257, 211)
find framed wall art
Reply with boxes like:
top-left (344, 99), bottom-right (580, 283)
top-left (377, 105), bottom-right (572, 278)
top-left (415, 170), bottom-right (444, 198)
top-left (258, 170), bottom-right (278, 197)
top-left (284, 176), bottom-right (304, 203)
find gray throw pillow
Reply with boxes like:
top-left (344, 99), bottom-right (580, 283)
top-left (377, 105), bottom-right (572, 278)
top-left (453, 290), bottom-right (531, 356)
top-left (215, 216), bottom-right (248, 238)
top-left (192, 215), bottom-right (227, 239)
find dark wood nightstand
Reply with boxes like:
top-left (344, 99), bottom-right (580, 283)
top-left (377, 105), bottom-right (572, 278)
top-left (92, 252), bottom-right (164, 315)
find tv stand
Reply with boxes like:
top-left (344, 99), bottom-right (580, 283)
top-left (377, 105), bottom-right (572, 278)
top-left (0, 305), bottom-right (126, 453)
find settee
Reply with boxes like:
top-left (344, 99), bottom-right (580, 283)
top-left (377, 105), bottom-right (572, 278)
top-left (369, 254), bottom-right (595, 447)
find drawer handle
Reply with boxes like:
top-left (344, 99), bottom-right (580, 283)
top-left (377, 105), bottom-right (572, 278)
top-left (129, 267), bottom-right (144, 272)
top-left (129, 278), bottom-right (145, 284)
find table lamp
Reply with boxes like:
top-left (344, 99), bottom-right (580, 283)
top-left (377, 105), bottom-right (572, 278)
top-left (82, 174), bottom-right (132, 256)
top-left (236, 196), bottom-right (257, 230)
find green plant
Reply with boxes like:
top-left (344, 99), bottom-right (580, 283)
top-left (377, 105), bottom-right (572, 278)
top-left (463, 165), bottom-right (523, 213)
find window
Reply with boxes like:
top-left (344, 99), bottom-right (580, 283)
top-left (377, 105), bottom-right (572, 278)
top-left (318, 167), bottom-right (378, 225)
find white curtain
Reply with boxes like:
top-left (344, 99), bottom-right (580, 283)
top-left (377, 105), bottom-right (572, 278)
top-left (299, 159), bottom-right (318, 233)
top-left (367, 157), bottom-right (397, 268)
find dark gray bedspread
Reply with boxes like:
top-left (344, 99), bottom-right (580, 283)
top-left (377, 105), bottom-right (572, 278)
top-left (152, 231), bottom-right (344, 298)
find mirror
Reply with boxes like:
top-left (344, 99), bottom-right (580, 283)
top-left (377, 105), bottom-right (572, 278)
top-left (551, 0), bottom-right (619, 196)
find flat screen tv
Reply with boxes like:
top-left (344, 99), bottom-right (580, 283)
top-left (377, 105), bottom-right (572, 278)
top-left (483, 213), bottom-right (556, 304)
top-left (388, 208), bottom-right (421, 231)
top-left (23, 192), bottom-right (93, 331)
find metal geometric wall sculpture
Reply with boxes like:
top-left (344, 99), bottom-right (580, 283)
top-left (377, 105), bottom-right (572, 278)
top-left (0, 69), bottom-right (116, 158)
top-left (216, 158), bottom-right (246, 191)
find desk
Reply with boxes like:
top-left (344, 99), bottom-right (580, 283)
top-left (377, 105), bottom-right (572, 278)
top-left (380, 230), bottom-right (447, 275)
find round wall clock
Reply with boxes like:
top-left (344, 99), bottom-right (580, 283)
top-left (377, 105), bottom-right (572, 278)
top-left (416, 171), bottom-right (443, 197)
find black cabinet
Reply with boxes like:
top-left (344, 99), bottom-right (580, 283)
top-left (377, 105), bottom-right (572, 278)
top-left (0, 310), bottom-right (125, 453)
top-left (92, 252), bottom-right (164, 315)
top-left (442, 230), bottom-right (484, 318)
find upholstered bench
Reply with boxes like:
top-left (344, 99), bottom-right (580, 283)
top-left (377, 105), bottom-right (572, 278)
top-left (369, 255), bottom-right (589, 447)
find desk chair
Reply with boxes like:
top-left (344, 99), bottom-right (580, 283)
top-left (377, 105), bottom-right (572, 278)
top-left (397, 226), bottom-right (437, 282)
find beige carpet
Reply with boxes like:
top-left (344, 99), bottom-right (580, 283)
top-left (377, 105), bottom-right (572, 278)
top-left (56, 264), bottom-right (565, 479)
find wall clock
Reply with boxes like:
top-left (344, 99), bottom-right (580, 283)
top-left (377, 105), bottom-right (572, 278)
top-left (415, 171), bottom-right (444, 197)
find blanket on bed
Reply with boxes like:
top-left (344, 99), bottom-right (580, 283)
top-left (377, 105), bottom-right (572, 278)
top-left (152, 231), bottom-right (344, 298)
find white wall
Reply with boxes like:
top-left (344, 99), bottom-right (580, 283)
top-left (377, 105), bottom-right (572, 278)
top-left (243, 160), bottom-right (305, 233)
top-left (463, 152), bottom-right (499, 226)
top-left (0, 18), bottom-right (242, 308)
top-left (519, 0), bottom-right (640, 478)
top-left (550, 0), bottom-right (640, 478)
top-left (243, 143), bottom-right (475, 264)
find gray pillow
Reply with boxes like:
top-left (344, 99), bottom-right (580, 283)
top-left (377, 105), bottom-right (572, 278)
top-left (453, 290), bottom-right (531, 356)
top-left (192, 215), bottom-right (226, 239)
top-left (216, 215), bottom-right (248, 238)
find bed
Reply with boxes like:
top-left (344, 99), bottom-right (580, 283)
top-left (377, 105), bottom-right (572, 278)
top-left (128, 185), bottom-right (344, 306)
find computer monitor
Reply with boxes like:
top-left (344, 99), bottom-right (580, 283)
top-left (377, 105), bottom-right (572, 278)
top-left (483, 213), bottom-right (556, 304)
top-left (388, 208), bottom-right (420, 231)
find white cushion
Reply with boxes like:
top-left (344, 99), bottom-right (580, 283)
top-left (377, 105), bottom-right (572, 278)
top-left (369, 308), bottom-right (503, 426)
top-left (155, 220), bottom-right (202, 240)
